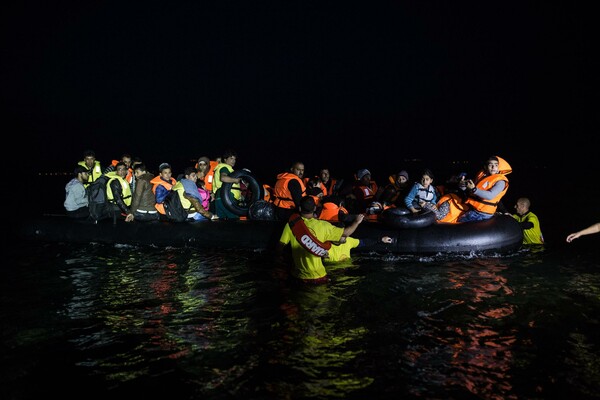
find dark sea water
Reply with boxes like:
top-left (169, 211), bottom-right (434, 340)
top-left (4, 235), bottom-right (600, 399)
top-left (4, 173), bottom-right (600, 399)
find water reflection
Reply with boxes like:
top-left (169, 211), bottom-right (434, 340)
top-left (5, 241), bottom-right (600, 399)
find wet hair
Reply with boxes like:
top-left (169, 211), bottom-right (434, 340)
top-left (83, 149), bottom-right (96, 158)
top-left (299, 196), bottom-right (316, 213)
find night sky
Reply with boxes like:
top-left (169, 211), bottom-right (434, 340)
top-left (4, 2), bottom-right (596, 184)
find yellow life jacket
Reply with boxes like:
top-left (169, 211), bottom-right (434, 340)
top-left (105, 171), bottom-right (132, 206)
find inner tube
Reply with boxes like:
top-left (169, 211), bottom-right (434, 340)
top-left (380, 207), bottom-right (436, 229)
top-left (221, 169), bottom-right (263, 216)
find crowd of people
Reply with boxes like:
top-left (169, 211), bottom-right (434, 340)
top-left (63, 149), bottom-right (596, 284)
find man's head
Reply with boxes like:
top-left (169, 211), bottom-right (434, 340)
top-left (133, 163), bottom-right (147, 177)
top-left (299, 196), bottom-right (316, 215)
top-left (357, 169), bottom-right (371, 183)
top-left (514, 197), bottom-right (531, 215)
top-left (291, 162), bottom-right (305, 179)
top-left (74, 165), bottom-right (90, 182)
top-left (115, 162), bottom-right (128, 178)
top-left (184, 166), bottom-right (198, 182)
top-left (83, 150), bottom-right (96, 168)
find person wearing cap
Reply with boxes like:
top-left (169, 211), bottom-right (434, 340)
top-left (346, 168), bottom-right (380, 214)
top-left (276, 196), bottom-right (365, 284)
top-left (64, 166), bottom-right (90, 219)
top-left (379, 170), bottom-right (411, 208)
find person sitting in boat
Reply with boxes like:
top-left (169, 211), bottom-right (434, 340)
top-left (304, 168), bottom-right (341, 198)
top-left (512, 197), bottom-right (544, 245)
top-left (272, 161), bottom-right (306, 221)
top-left (305, 176), bottom-right (325, 205)
top-left (78, 149), bottom-right (103, 187)
top-left (150, 162), bottom-right (177, 217)
top-left (106, 162), bottom-right (133, 219)
top-left (64, 165), bottom-right (90, 219)
top-left (404, 168), bottom-right (439, 214)
top-left (341, 168), bottom-right (381, 214)
top-left (172, 166), bottom-right (216, 221)
top-left (125, 163), bottom-right (159, 222)
top-left (379, 170), bottom-right (410, 208)
top-left (103, 153), bottom-right (134, 188)
top-left (436, 155), bottom-right (512, 224)
top-left (212, 149), bottom-right (243, 220)
top-left (276, 196), bottom-right (365, 284)
top-left (195, 156), bottom-right (216, 212)
top-left (195, 155), bottom-right (220, 203)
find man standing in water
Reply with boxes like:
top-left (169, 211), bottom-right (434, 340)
top-left (277, 196), bottom-right (364, 284)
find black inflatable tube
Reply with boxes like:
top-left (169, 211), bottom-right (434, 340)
top-left (379, 207), bottom-right (436, 229)
top-left (221, 170), bottom-right (263, 216)
top-left (18, 214), bottom-right (523, 255)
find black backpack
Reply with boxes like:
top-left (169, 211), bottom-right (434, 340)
top-left (163, 190), bottom-right (188, 222)
top-left (87, 175), bottom-right (111, 222)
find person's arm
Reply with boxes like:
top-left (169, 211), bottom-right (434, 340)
top-left (469, 180), bottom-right (506, 201)
top-left (125, 181), bottom-right (145, 222)
top-left (219, 169), bottom-right (241, 184)
top-left (404, 184), bottom-right (419, 212)
top-left (110, 180), bottom-right (130, 214)
top-left (288, 179), bottom-right (304, 208)
top-left (183, 193), bottom-right (214, 219)
top-left (566, 222), bottom-right (600, 242)
top-left (341, 213), bottom-right (365, 239)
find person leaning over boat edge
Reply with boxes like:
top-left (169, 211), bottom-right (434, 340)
top-left (276, 196), bottom-right (365, 284)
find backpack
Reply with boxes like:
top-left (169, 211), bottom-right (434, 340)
top-left (87, 175), bottom-right (111, 222)
top-left (163, 190), bottom-right (188, 222)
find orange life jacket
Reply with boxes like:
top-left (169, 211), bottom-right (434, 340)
top-left (464, 156), bottom-right (511, 215)
top-left (195, 160), bottom-right (218, 192)
top-left (436, 193), bottom-right (470, 224)
top-left (319, 202), bottom-right (349, 222)
top-left (150, 176), bottom-right (176, 215)
top-left (272, 172), bottom-right (306, 209)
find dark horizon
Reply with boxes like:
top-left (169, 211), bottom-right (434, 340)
top-left (4, 2), bottom-right (596, 175)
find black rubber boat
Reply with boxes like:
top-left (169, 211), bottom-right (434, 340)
top-left (17, 214), bottom-right (523, 255)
